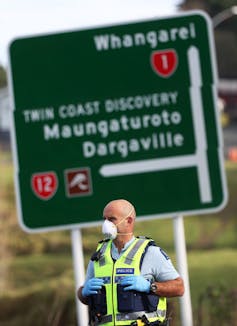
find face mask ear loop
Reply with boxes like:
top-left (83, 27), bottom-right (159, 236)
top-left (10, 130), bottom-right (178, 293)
top-left (116, 206), bottom-right (134, 236)
top-left (115, 206), bottom-right (134, 227)
top-left (116, 232), bottom-right (133, 236)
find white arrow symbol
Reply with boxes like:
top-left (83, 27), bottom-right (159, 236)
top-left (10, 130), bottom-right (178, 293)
top-left (100, 155), bottom-right (198, 177)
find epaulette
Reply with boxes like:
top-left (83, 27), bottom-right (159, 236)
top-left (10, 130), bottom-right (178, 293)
top-left (91, 238), bottom-right (109, 261)
top-left (98, 238), bottom-right (110, 244)
top-left (136, 235), bottom-right (157, 246)
top-left (91, 249), bottom-right (102, 261)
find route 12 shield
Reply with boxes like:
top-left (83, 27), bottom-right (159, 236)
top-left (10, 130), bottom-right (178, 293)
top-left (31, 172), bottom-right (58, 200)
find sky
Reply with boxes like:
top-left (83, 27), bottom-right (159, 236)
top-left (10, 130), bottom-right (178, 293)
top-left (0, 0), bottom-right (181, 66)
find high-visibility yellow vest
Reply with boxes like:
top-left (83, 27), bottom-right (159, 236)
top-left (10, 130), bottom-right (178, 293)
top-left (91, 237), bottom-right (167, 325)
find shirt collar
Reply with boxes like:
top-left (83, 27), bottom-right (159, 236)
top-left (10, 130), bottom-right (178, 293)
top-left (111, 236), bottom-right (135, 256)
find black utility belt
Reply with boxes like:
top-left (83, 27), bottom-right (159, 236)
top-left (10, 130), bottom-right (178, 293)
top-left (95, 312), bottom-right (168, 325)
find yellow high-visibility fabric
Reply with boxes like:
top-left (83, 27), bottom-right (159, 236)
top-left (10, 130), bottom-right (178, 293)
top-left (93, 238), bottom-right (167, 325)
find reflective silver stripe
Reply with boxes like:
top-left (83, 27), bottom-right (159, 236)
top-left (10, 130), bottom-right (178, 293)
top-left (98, 241), bottom-right (110, 266)
top-left (99, 257), bottom-right (105, 266)
top-left (116, 311), bottom-right (160, 321)
top-left (98, 276), bottom-right (111, 284)
top-left (115, 276), bottom-right (124, 283)
top-left (124, 239), bottom-right (147, 265)
top-left (157, 309), bottom-right (166, 318)
top-left (96, 314), bottom-right (112, 325)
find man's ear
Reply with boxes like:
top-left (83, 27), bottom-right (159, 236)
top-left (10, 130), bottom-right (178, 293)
top-left (127, 216), bottom-right (133, 224)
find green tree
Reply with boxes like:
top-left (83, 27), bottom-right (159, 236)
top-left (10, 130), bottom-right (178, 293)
top-left (177, 0), bottom-right (208, 12)
top-left (177, 0), bottom-right (237, 78)
top-left (215, 30), bottom-right (237, 78)
top-left (178, 0), bottom-right (237, 15)
top-left (0, 65), bottom-right (7, 88)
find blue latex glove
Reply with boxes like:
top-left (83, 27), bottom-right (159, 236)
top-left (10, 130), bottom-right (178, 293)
top-left (82, 278), bottom-right (104, 297)
top-left (120, 275), bottom-right (150, 293)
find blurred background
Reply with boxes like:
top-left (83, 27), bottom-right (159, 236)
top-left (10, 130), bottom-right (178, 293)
top-left (0, 0), bottom-right (237, 325)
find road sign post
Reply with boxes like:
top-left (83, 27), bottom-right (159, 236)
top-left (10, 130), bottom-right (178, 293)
top-left (173, 215), bottom-right (193, 326)
top-left (71, 229), bottom-right (89, 326)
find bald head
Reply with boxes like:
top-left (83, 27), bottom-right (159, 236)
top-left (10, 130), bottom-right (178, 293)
top-left (103, 199), bottom-right (136, 220)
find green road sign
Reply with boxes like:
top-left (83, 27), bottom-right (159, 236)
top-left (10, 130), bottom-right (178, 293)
top-left (8, 11), bottom-right (228, 232)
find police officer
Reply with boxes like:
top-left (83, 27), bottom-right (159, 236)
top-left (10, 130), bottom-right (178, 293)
top-left (78, 199), bottom-right (184, 325)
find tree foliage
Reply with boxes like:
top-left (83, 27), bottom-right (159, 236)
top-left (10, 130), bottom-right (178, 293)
top-left (215, 31), bottom-right (237, 78)
top-left (177, 0), bottom-right (237, 30)
top-left (177, 0), bottom-right (237, 78)
top-left (0, 65), bottom-right (7, 88)
top-left (178, 0), bottom-right (237, 14)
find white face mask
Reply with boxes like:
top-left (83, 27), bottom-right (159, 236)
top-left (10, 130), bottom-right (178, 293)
top-left (102, 219), bottom-right (118, 240)
top-left (102, 207), bottom-right (134, 240)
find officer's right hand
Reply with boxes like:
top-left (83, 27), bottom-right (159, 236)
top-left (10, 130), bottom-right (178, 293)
top-left (82, 278), bottom-right (104, 297)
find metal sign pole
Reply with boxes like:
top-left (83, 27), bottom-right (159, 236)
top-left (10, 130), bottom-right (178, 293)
top-left (173, 215), bottom-right (193, 326)
top-left (71, 228), bottom-right (89, 326)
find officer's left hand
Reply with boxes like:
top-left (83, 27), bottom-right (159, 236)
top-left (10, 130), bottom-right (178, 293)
top-left (120, 275), bottom-right (150, 293)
